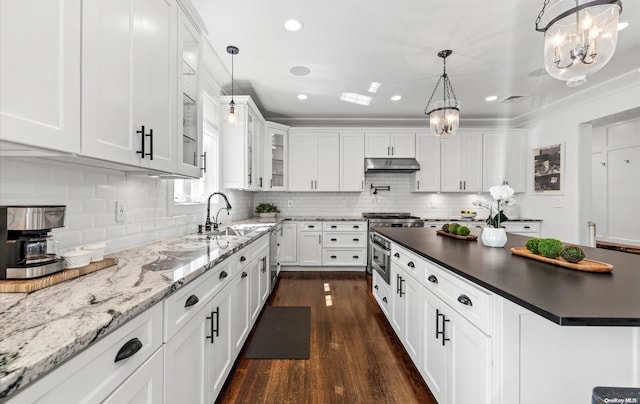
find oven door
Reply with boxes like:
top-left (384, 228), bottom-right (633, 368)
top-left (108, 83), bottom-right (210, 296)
top-left (370, 240), bottom-right (391, 284)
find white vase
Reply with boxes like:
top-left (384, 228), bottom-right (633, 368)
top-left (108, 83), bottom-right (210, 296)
top-left (258, 212), bottom-right (277, 218)
top-left (481, 227), bottom-right (508, 248)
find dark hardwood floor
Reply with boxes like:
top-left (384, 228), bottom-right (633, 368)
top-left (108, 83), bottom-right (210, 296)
top-left (216, 271), bottom-right (436, 404)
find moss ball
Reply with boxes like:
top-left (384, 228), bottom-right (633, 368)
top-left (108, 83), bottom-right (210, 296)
top-left (560, 245), bottom-right (586, 263)
top-left (442, 223), bottom-right (450, 232)
top-left (457, 226), bottom-right (470, 236)
top-left (538, 238), bottom-right (564, 258)
top-left (448, 223), bottom-right (460, 234)
top-left (525, 238), bottom-right (542, 254)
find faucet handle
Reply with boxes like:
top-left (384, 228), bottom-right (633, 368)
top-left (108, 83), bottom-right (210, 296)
top-left (198, 225), bottom-right (204, 234)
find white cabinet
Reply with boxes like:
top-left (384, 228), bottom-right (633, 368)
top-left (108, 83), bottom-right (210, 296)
top-left (82, 0), bottom-right (177, 172)
top-left (249, 253), bottom-right (269, 325)
top-left (322, 221), bottom-right (368, 266)
top-left (279, 222), bottom-right (298, 265)
top-left (441, 131), bottom-right (483, 192)
top-left (289, 131), bottom-right (340, 191)
top-left (231, 266), bottom-right (250, 356)
top-left (482, 131), bottom-right (526, 193)
top-left (264, 122), bottom-right (289, 190)
top-left (207, 279), bottom-right (234, 401)
top-left (103, 348), bottom-right (164, 404)
top-left (340, 132), bottom-right (365, 191)
top-left (176, 5), bottom-right (204, 177)
top-left (413, 132), bottom-right (442, 192)
top-left (220, 95), bottom-right (265, 190)
top-left (298, 222), bottom-right (323, 266)
top-left (390, 262), bottom-right (421, 364)
top-left (372, 270), bottom-right (392, 318)
top-left (502, 221), bottom-right (541, 237)
top-left (365, 132), bottom-right (415, 157)
top-left (0, 0), bottom-right (81, 153)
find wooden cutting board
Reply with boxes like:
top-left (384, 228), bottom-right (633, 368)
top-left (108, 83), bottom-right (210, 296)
top-left (436, 229), bottom-right (478, 241)
top-left (0, 258), bottom-right (119, 293)
top-left (510, 247), bottom-right (612, 273)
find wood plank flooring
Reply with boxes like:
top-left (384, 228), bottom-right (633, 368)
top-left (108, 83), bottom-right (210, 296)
top-left (216, 272), bottom-right (436, 404)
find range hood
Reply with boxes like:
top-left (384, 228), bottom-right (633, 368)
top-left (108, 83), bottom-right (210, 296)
top-left (365, 158), bottom-right (421, 173)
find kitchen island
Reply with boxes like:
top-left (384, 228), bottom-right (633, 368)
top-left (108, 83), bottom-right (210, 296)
top-left (373, 227), bottom-right (640, 404)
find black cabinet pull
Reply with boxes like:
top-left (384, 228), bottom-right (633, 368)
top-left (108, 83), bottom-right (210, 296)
top-left (428, 274), bottom-right (438, 284)
top-left (201, 152), bottom-right (207, 172)
top-left (430, 225), bottom-right (437, 228)
top-left (382, 297), bottom-right (387, 303)
top-left (240, 256), bottom-right (247, 262)
top-left (396, 274), bottom-right (401, 294)
top-left (330, 255), bottom-right (337, 259)
top-left (331, 225), bottom-right (337, 229)
top-left (241, 271), bottom-right (248, 279)
top-left (308, 225), bottom-right (315, 229)
top-left (353, 238), bottom-right (359, 242)
top-left (353, 225), bottom-right (360, 229)
top-left (442, 317), bottom-right (450, 346)
top-left (394, 252), bottom-right (400, 258)
top-left (206, 308), bottom-right (219, 343)
top-left (524, 225), bottom-right (531, 229)
top-left (147, 128), bottom-right (153, 160)
top-left (435, 309), bottom-right (442, 340)
top-left (374, 284), bottom-right (379, 290)
top-left (407, 261), bottom-right (415, 268)
top-left (114, 338), bottom-right (143, 363)
top-left (259, 177), bottom-right (263, 187)
top-left (331, 238), bottom-right (337, 242)
top-left (352, 255), bottom-right (359, 259)
top-left (219, 270), bottom-right (228, 280)
top-left (136, 126), bottom-right (146, 159)
top-left (184, 294), bottom-right (199, 308)
top-left (399, 277), bottom-right (405, 297)
top-left (457, 294), bottom-right (473, 306)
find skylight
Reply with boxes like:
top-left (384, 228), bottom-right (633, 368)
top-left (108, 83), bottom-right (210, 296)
top-left (340, 92), bottom-right (372, 106)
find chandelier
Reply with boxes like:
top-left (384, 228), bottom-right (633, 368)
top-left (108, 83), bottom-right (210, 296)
top-left (535, 0), bottom-right (623, 87)
top-left (424, 50), bottom-right (460, 140)
top-left (225, 45), bottom-right (239, 124)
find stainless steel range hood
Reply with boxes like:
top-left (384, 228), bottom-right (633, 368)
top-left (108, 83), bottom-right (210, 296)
top-left (365, 158), bottom-right (420, 173)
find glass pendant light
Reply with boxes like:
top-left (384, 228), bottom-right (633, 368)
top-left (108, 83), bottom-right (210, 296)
top-left (225, 46), bottom-right (239, 124)
top-left (535, 0), bottom-right (623, 87)
top-left (425, 50), bottom-right (460, 140)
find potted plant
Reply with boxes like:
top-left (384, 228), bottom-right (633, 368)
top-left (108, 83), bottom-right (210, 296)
top-left (255, 203), bottom-right (279, 218)
top-left (473, 184), bottom-right (515, 248)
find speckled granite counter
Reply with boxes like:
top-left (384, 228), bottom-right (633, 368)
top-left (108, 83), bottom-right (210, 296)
top-left (0, 222), bottom-right (275, 400)
top-left (281, 216), bottom-right (366, 221)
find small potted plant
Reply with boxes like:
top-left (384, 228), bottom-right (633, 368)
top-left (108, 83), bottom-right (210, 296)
top-left (255, 203), bottom-right (279, 218)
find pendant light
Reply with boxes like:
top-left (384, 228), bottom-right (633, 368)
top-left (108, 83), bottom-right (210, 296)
top-left (424, 50), bottom-right (460, 140)
top-left (225, 45), bottom-right (239, 125)
top-left (535, 0), bottom-right (623, 87)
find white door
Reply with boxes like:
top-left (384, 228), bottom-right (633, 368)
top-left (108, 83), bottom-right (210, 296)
top-left (340, 132), bottom-right (365, 191)
top-left (365, 133), bottom-right (390, 157)
top-left (208, 285), bottom-right (233, 401)
top-left (415, 133), bottom-right (441, 192)
top-left (607, 146), bottom-right (640, 243)
top-left (164, 306), bottom-right (208, 404)
top-left (231, 270), bottom-right (250, 356)
top-left (460, 132), bottom-right (483, 192)
top-left (0, 0), bottom-right (81, 153)
top-left (265, 124), bottom-right (288, 190)
top-left (288, 133), bottom-right (315, 191)
top-left (504, 133), bottom-right (526, 192)
top-left (315, 133), bottom-right (340, 191)
top-left (389, 133), bottom-right (415, 157)
top-left (279, 223), bottom-right (298, 264)
top-left (421, 289), bottom-right (447, 404)
top-left (298, 232), bottom-right (322, 266)
top-left (591, 152), bottom-right (607, 238)
top-left (104, 349), bottom-right (164, 404)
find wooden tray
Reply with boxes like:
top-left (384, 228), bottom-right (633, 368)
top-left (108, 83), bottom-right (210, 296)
top-left (510, 247), bottom-right (612, 273)
top-left (0, 258), bottom-right (119, 293)
top-left (436, 230), bottom-right (478, 241)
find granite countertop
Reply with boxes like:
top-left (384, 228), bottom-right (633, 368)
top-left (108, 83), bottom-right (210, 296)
top-left (281, 216), bottom-right (366, 221)
top-left (0, 221), bottom-right (275, 399)
top-left (375, 227), bottom-right (640, 327)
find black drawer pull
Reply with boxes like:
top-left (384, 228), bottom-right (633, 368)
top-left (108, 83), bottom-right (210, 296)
top-left (330, 255), bottom-right (337, 259)
top-left (382, 297), bottom-right (387, 303)
top-left (114, 338), bottom-right (143, 363)
top-left (430, 225), bottom-right (437, 228)
top-left (241, 271), bottom-right (248, 279)
top-left (428, 275), bottom-right (438, 284)
top-left (394, 252), bottom-right (400, 258)
top-left (331, 238), bottom-right (337, 241)
top-left (184, 294), bottom-right (199, 308)
top-left (524, 225), bottom-right (531, 229)
top-left (353, 225), bottom-right (360, 229)
top-left (240, 256), bottom-right (247, 262)
top-left (308, 225), bottom-right (315, 229)
top-left (331, 225), bottom-right (337, 228)
top-left (353, 238), bottom-right (359, 242)
top-left (374, 284), bottom-right (379, 290)
top-left (219, 270), bottom-right (228, 280)
top-left (457, 294), bottom-right (473, 306)
top-left (352, 255), bottom-right (359, 259)
top-left (407, 261), bottom-right (415, 268)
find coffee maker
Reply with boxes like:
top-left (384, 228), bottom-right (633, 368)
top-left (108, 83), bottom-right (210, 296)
top-left (1, 206), bottom-right (66, 279)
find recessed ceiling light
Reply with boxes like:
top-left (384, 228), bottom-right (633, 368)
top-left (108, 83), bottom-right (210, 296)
top-left (391, 95), bottom-right (402, 101)
top-left (368, 82), bottom-right (381, 93)
top-left (618, 21), bottom-right (629, 31)
top-left (284, 19), bottom-right (303, 32)
top-left (290, 66), bottom-right (310, 76)
top-left (485, 95), bottom-right (498, 102)
top-left (297, 94), bottom-right (307, 100)
top-left (340, 92), bottom-right (371, 106)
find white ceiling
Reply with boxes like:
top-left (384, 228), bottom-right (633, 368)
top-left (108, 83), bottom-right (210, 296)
top-left (191, 0), bottom-right (640, 126)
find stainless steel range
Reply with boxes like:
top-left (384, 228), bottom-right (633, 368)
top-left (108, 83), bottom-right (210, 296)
top-left (364, 213), bottom-right (424, 282)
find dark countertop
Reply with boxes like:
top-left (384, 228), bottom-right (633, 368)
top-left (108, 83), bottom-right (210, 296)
top-left (421, 218), bottom-right (542, 222)
top-left (375, 227), bottom-right (640, 326)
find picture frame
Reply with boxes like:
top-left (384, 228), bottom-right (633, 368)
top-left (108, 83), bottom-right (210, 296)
top-left (533, 143), bottom-right (563, 194)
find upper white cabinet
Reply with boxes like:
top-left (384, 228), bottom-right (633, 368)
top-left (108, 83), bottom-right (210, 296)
top-left (413, 132), bottom-right (442, 192)
top-left (220, 96), bottom-right (265, 190)
top-left (482, 130), bottom-right (526, 193)
top-left (289, 131), bottom-right (340, 191)
top-left (264, 122), bottom-right (289, 191)
top-left (0, 0), bottom-right (81, 153)
top-left (441, 131), bottom-right (483, 192)
top-left (82, 0), bottom-right (178, 172)
top-left (175, 6), bottom-right (204, 177)
top-left (340, 132), bottom-right (365, 191)
top-left (365, 132), bottom-right (415, 158)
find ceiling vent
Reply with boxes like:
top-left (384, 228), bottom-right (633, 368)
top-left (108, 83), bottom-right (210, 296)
top-left (500, 95), bottom-right (528, 104)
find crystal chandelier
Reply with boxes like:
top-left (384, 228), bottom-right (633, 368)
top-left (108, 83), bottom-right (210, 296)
top-left (535, 0), bottom-right (623, 87)
top-left (424, 50), bottom-right (460, 140)
top-left (225, 45), bottom-right (239, 125)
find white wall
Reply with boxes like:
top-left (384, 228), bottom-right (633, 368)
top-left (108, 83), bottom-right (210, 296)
top-left (517, 70), bottom-right (640, 244)
top-left (0, 157), bottom-right (253, 254)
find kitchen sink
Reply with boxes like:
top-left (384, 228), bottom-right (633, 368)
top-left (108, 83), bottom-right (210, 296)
top-left (185, 224), bottom-right (272, 240)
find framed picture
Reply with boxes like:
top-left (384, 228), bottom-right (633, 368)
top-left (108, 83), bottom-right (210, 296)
top-left (533, 143), bottom-right (563, 193)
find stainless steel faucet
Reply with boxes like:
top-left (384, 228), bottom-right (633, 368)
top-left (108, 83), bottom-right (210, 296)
top-left (213, 208), bottom-right (230, 230)
top-left (204, 192), bottom-right (232, 232)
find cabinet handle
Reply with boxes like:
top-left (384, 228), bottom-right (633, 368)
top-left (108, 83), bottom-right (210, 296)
top-left (311, 180), bottom-right (314, 189)
top-left (147, 128), bottom-right (154, 160)
top-left (435, 309), bottom-right (442, 340)
top-left (429, 225), bottom-right (436, 228)
top-left (136, 126), bottom-right (146, 159)
top-left (362, 179), bottom-right (364, 190)
top-left (308, 225), bottom-right (315, 229)
top-left (259, 177), bottom-right (263, 187)
top-left (184, 294), bottom-right (199, 308)
top-left (382, 297), bottom-right (387, 303)
top-left (459, 180), bottom-right (462, 190)
top-left (428, 274), bottom-right (438, 284)
top-left (219, 270), bottom-right (228, 280)
top-left (442, 316), bottom-right (450, 346)
top-left (240, 256), bottom-right (247, 262)
top-left (319, 234), bottom-right (322, 244)
top-left (457, 294), bottom-right (473, 306)
top-left (248, 174), bottom-right (252, 185)
top-left (352, 255), bottom-right (359, 259)
top-left (524, 226), bottom-right (531, 229)
top-left (270, 178), bottom-right (273, 188)
top-left (207, 307), bottom-right (219, 343)
top-left (394, 252), bottom-right (400, 258)
top-left (261, 257), bottom-right (267, 273)
top-left (353, 225), bottom-right (360, 229)
top-left (407, 261), bottom-right (415, 268)
top-left (391, 146), bottom-right (394, 156)
top-left (114, 338), bottom-right (143, 363)
top-left (387, 146), bottom-right (390, 156)
top-left (201, 152), bottom-right (207, 173)
top-left (331, 225), bottom-right (337, 229)
top-left (331, 238), bottom-right (337, 242)
top-left (374, 284), bottom-right (379, 290)
top-left (331, 255), bottom-right (337, 259)
top-left (241, 271), bottom-right (248, 279)
top-left (463, 180), bottom-right (466, 190)
top-left (396, 274), bottom-right (401, 295)
top-left (353, 238), bottom-right (359, 242)
top-left (399, 277), bottom-right (405, 297)
top-left (417, 180), bottom-right (420, 190)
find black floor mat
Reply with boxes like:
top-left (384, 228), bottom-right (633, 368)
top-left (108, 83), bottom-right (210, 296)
top-left (244, 306), bottom-right (311, 360)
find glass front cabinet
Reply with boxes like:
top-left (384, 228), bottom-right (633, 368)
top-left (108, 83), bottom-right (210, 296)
top-left (264, 122), bottom-right (289, 191)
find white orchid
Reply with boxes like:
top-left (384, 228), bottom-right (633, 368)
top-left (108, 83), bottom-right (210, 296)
top-left (474, 184), bottom-right (516, 228)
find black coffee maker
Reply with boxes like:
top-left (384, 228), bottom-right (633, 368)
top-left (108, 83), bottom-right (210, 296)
top-left (1, 206), bottom-right (66, 279)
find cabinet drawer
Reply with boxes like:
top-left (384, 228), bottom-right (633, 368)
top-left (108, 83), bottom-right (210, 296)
top-left (323, 232), bottom-right (367, 248)
top-left (422, 260), bottom-right (493, 334)
top-left (164, 261), bottom-right (231, 340)
top-left (502, 222), bottom-right (540, 234)
top-left (323, 221), bottom-right (367, 232)
top-left (9, 304), bottom-right (163, 404)
top-left (246, 234), bottom-right (269, 261)
top-left (299, 221), bottom-right (322, 231)
top-left (322, 249), bottom-right (367, 266)
top-left (391, 244), bottom-right (422, 280)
